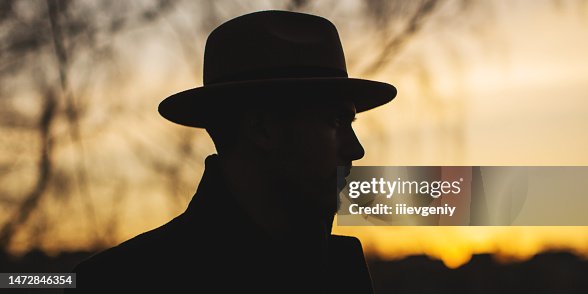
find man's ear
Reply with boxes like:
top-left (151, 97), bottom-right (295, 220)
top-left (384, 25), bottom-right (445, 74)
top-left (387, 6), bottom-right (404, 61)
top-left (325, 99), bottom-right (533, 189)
top-left (243, 111), bottom-right (280, 152)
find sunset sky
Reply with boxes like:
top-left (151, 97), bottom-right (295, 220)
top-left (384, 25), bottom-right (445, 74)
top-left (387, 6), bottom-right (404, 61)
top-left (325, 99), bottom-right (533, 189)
top-left (2, 0), bottom-right (588, 269)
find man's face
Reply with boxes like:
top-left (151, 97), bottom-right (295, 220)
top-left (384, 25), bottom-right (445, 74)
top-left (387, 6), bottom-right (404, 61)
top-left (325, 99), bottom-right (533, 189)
top-left (269, 99), bottom-right (365, 222)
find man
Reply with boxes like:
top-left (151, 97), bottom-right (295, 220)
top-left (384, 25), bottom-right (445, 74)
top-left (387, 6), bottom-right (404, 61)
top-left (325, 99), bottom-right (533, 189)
top-left (69, 10), bottom-right (397, 293)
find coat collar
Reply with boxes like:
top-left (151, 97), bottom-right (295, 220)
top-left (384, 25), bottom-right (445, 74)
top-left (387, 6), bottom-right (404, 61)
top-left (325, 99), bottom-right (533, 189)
top-left (184, 154), bottom-right (330, 266)
top-left (185, 154), bottom-right (268, 238)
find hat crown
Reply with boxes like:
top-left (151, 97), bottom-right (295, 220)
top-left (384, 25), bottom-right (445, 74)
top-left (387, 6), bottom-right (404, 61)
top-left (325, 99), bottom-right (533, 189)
top-left (158, 10), bottom-right (396, 128)
top-left (203, 10), bottom-right (348, 85)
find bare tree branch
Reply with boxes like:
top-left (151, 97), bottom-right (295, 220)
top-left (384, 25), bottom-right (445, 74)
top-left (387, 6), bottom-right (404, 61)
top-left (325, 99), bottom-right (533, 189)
top-left (0, 88), bottom-right (56, 249)
top-left (361, 0), bottom-right (442, 76)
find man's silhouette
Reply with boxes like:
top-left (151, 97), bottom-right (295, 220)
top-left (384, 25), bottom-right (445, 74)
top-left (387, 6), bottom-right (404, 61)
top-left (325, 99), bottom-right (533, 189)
top-left (68, 10), bottom-right (397, 293)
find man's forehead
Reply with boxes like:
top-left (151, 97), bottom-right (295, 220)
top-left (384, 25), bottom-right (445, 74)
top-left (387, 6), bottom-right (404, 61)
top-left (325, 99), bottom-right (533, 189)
top-left (271, 98), bottom-right (357, 121)
top-left (307, 99), bottom-right (356, 115)
top-left (336, 100), bottom-right (357, 115)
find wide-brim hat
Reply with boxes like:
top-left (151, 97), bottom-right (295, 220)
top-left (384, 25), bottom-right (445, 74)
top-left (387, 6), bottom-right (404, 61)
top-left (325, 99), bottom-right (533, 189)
top-left (158, 10), bottom-right (397, 128)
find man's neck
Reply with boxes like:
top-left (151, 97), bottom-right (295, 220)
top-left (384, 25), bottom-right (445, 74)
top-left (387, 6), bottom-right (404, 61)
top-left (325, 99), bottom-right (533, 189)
top-left (216, 152), bottom-right (332, 241)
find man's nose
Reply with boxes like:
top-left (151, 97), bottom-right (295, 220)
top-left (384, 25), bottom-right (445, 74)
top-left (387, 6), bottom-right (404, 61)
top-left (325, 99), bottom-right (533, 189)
top-left (342, 129), bottom-right (365, 161)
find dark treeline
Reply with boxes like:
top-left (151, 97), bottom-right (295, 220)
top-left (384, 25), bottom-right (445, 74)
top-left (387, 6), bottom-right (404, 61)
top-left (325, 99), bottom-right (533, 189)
top-left (2, 250), bottom-right (587, 294)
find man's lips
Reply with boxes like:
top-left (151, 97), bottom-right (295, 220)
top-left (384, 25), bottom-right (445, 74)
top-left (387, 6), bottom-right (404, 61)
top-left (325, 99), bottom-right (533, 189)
top-left (335, 168), bottom-right (351, 178)
top-left (336, 165), bottom-right (352, 189)
top-left (344, 165), bottom-right (351, 177)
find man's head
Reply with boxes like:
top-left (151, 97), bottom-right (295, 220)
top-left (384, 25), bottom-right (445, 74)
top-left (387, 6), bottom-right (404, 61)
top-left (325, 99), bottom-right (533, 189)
top-left (157, 10), bottom-right (397, 225)
top-left (206, 97), bottom-right (364, 220)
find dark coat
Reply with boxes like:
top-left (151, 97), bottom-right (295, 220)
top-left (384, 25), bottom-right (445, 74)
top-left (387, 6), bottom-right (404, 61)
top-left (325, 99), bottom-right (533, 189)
top-left (67, 155), bottom-right (374, 293)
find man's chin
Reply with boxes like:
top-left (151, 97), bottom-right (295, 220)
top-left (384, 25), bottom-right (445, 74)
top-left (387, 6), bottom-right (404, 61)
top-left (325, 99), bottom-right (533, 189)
top-left (310, 199), bottom-right (338, 222)
top-left (305, 208), bottom-right (336, 227)
top-left (289, 181), bottom-right (339, 223)
top-left (294, 198), bottom-right (337, 224)
top-left (337, 177), bottom-right (347, 193)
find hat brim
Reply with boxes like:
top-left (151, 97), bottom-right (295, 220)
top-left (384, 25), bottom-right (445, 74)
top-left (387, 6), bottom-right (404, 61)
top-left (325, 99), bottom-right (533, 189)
top-left (158, 77), bottom-right (397, 128)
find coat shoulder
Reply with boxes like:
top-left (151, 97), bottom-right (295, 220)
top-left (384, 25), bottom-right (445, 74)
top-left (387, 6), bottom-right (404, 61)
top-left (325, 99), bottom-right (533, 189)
top-left (331, 234), bottom-right (363, 246)
top-left (78, 214), bottom-right (184, 268)
top-left (328, 234), bottom-right (375, 294)
top-left (330, 234), bottom-right (366, 256)
top-left (69, 214), bottom-right (189, 292)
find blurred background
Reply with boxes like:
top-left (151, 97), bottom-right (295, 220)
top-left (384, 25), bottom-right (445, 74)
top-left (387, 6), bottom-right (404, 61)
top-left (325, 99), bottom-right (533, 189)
top-left (1, 0), bottom-right (588, 292)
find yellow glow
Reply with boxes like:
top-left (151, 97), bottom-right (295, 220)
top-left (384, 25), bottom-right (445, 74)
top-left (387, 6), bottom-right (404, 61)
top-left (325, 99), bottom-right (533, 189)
top-left (333, 226), bottom-right (588, 268)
